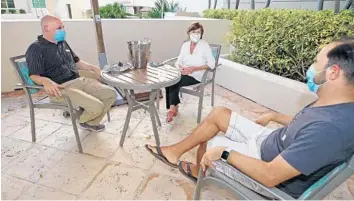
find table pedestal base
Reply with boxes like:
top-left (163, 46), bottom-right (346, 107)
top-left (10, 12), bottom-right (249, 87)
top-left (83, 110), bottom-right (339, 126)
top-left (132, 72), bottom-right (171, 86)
top-left (119, 89), bottom-right (164, 154)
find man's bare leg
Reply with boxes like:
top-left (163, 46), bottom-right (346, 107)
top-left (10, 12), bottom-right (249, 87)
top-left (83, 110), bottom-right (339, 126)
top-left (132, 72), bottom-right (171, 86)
top-left (147, 107), bottom-right (232, 166)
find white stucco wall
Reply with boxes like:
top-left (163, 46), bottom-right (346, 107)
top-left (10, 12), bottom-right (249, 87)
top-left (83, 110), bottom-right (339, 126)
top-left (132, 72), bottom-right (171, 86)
top-left (13, 0), bottom-right (29, 11)
top-left (215, 58), bottom-right (317, 115)
top-left (1, 18), bottom-right (231, 92)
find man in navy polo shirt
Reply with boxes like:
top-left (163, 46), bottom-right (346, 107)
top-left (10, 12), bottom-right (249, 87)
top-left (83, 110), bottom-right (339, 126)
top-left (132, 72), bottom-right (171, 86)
top-left (26, 15), bottom-right (117, 132)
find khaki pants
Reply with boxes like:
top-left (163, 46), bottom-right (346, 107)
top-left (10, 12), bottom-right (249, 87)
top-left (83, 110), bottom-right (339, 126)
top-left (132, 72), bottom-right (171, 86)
top-left (51, 70), bottom-right (117, 126)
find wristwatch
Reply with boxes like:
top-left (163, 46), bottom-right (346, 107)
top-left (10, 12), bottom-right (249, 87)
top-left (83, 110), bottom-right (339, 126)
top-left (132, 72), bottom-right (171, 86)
top-left (221, 148), bottom-right (232, 162)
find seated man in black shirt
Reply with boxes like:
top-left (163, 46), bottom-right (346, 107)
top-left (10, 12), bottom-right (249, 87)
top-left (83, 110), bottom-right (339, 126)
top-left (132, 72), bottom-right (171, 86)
top-left (26, 15), bottom-right (117, 132)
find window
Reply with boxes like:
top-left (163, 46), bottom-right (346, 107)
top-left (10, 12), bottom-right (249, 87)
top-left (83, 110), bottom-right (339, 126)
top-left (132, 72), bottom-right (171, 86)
top-left (1, 0), bottom-right (15, 14)
top-left (32, 0), bottom-right (46, 8)
top-left (1, 0), bottom-right (15, 9)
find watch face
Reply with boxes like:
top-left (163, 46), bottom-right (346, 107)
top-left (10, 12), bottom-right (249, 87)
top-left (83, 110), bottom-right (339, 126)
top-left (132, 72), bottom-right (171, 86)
top-left (221, 150), bottom-right (229, 161)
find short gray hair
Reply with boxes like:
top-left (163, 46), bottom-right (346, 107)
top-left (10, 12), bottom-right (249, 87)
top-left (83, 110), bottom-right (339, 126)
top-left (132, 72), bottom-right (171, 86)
top-left (40, 15), bottom-right (60, 31)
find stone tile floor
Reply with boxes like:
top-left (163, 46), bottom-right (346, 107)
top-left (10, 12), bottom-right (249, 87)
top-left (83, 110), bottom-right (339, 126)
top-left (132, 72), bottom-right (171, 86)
top-left (1, 85), bottom-right (353, 200)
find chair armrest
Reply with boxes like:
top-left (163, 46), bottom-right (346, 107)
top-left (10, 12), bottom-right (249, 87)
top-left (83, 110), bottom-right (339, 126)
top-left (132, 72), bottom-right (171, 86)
top-left (17, 83), bottom-right (44, 89)
top-left (212, 160), bottom-right (295, 200)
top-left (162, 57), bottom-right (178, 65)
top-left (201, 64), bottom-right (221, 83)
top-left (205, 64), bottom-right (222, 74)
top-left (18, 83), bottom-right (71, 104)
top-left (208, 63), bottom-right (222, 72)
top-left (17, 83), bottom-right (76, 111)
top-left (19, 83), bottom-right (71, 101)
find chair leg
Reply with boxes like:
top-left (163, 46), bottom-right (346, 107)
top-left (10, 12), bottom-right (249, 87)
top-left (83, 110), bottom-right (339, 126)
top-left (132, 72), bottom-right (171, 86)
top-left (197, 92), bottom-right (204, 124)
top-left (211, 82), bottom-right (215, 107)
top-left (156, 89), bottom-right (160, 110)
top-left (68, 107), bottom-right (83, 153)
top-left (107, 110), bottom-right (111, 122)
top-left (71, 113), bottom-right (83, 153)
top-left (62, 94), bottom-right (83, 153)
top-left (29, 106), bottom-right (36, 142)
top-left (194, 168), bottom-right (206, 200)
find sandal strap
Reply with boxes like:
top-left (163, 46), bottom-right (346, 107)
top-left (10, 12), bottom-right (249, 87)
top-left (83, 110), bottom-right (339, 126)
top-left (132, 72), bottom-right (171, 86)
top-left (156, 146), bottom-right (164, 157)
top-left (186, 162), bottom-right (192, 175)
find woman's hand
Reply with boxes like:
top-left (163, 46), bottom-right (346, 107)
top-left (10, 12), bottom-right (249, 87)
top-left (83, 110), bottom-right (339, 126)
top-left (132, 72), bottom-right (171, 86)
top-left (180, 67), bottom-right (194, 75)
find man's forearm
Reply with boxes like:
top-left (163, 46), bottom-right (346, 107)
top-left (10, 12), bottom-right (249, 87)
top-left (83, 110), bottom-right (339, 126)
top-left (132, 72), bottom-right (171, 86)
top-left (30, 75), bottom-right (52, 86)
top-left (76, 60), bottom-right (99, 71)
top-left (227, 151), bottom-right (278, 187)
top-left (271, 112), bottom-right (293, 126)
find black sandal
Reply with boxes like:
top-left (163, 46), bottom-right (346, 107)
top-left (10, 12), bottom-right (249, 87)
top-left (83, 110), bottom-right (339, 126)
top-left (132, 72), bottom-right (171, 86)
top-left (145, 145), bottom-right (178, 168)
top-left (178, 161), bottom-right (197, 183)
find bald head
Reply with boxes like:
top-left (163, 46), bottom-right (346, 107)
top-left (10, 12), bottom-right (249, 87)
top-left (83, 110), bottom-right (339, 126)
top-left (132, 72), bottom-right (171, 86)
top-left (41, 15), bottom-right (61, 31)
top-left (40, 15), bottom-right (64, 42)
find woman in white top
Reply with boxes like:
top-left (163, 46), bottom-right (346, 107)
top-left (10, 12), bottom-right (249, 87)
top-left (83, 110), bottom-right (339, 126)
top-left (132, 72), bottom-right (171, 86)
top-left (166, 22), bottom-right (216, 122)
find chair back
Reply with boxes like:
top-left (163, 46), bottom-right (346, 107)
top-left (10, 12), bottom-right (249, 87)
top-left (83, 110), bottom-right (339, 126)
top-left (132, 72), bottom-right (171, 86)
top-left (9, 55), bottom-right (39, 94)
top-left (200, 44), bottom-right (222, 83)
top-left (210, 44), bottom-right (222, 67)
top-left (299, 153), bottom-right (354, 200)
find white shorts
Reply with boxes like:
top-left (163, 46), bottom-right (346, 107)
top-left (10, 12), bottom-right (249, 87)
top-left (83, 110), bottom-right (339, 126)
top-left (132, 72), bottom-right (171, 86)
top-left (207, 112), bottom-right (275, 159)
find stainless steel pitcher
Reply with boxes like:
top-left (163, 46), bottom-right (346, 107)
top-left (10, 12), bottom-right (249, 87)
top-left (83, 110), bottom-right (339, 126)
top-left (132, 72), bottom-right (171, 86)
top-left (127, 38), bottom-right (151, 69)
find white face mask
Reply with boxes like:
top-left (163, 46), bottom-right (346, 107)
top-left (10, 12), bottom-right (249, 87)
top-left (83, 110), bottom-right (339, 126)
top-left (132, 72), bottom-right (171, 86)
top-left (190, 33), bottom-right (201, 43)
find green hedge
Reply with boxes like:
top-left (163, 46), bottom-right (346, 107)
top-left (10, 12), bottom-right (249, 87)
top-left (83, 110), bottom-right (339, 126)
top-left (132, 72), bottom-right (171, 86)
top-left (204, 9), bottom-right (354, 82)
top-left (203, 9), bottom-right (242, 19)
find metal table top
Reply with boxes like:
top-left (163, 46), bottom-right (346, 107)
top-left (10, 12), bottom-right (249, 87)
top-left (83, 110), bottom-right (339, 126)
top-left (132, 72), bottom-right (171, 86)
top-left (101, 65), bottom-right (181, 90)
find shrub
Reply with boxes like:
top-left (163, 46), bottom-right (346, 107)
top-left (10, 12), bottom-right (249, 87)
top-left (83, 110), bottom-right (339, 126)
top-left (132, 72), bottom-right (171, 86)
top-left (204, 9), bottom-right (354, 82)
top-left (19, 9), bottom-right (26, 14)
top-left (8, 9), bottom-right (17, 14)
top-left (147, 0), bottom-right (181, 18)
top-left (203, 9), bottom-right (240, 20)
top-left (99, 2), bottom-right (128, 18)
top-left (147, 8), bottom-right (162, 18)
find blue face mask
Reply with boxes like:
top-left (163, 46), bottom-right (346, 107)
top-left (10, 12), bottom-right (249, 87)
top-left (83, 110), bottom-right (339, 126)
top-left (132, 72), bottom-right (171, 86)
top-left (306, 64), bottom-right (327, 93)
top-left (53, 29), bottom-right (66, 42)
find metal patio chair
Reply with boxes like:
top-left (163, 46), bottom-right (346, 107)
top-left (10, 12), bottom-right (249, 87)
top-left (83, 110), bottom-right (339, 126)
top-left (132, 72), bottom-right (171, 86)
top-left (194, 154), bottom-right (354, 200)
top-left (163, 44), bottom-right (222, 123)
top-left (10, 55), bottom-right (111, 153)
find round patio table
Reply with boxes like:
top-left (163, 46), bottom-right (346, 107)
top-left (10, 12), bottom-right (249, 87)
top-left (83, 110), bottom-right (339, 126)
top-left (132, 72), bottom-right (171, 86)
top-left (101, 64), bottom-right (181, 155)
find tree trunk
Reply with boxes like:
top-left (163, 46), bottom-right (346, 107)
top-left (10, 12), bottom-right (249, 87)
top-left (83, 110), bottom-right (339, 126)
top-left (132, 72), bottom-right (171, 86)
top-left (227, 0), bottom-right (231, 8)
top-left (208, 0), bottom-right (211, 9)
top-left (343, 0), bottom-right (353, 9)
top-left (91, 0), bottom-right (107, 68)
top-left (317, 0), bottom-right (324, 10)
top-left (235, 0), bottom-right (240, 9)
top-left (334, 0), bottom-right (340, 13)
top-left (214, 0), bottom-right (218, 9)
top-left (264, 0), bottom-right (271, 8)
top-left (251, 0), bottom-right (255, 9)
